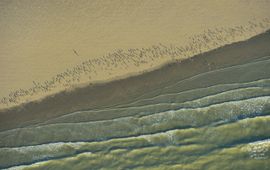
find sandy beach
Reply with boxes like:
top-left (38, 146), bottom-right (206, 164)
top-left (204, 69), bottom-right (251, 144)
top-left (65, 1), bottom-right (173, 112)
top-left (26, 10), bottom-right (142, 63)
top-left (1, 0), bottom-right (270, 109)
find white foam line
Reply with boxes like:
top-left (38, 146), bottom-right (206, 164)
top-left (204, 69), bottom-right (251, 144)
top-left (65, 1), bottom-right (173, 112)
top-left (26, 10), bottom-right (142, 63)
top-left (1, 96), bottom-right (269, 138)
top-left (37, 79), bottom-right (270, 126)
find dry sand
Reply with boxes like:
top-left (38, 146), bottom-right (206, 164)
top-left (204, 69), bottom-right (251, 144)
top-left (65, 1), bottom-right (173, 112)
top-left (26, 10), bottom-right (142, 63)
top-left (1, 0), bottom-right (270, 109)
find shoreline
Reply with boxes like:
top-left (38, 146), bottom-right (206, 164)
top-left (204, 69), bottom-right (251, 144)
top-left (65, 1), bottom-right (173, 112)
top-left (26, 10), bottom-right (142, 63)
top-left (1, 18), bottom-right (270, 110)
top-left (0, 30), bottom-right (270, 131)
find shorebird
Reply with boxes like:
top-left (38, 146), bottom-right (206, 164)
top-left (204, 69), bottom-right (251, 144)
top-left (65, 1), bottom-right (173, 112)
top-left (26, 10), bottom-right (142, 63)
top-left (73, 49), bottom-right (79, 56)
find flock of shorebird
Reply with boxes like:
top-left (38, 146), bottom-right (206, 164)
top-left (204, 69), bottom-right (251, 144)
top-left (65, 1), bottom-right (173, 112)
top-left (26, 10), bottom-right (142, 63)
top-left (1, 18), bottom-right (269, 107)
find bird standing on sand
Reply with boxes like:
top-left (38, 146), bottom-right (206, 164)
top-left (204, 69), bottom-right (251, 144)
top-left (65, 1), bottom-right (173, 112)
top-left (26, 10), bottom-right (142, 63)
top-left (73, 49), bottom-right (79, 56)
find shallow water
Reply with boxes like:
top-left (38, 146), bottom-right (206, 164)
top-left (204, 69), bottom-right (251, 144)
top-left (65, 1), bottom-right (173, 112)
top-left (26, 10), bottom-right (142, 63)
top-left (0, 56), bottom-right (269, 169)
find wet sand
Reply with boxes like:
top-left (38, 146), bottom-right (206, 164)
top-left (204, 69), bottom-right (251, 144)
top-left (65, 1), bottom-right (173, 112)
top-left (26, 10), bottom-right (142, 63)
top-left (0, 29), bottom-right (270, 132)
